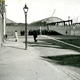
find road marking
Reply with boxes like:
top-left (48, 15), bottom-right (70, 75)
top-left (43, 35), bottom-right (80, 49)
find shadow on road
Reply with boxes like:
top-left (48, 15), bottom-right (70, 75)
top-left (58, 38), bottom-right (80, 48)
top-left (28, 38), bottom-right (80, 52)
top-left (7, 46), bottom-right (25, 50)
top-left (4, 40), bottom-right (25, 50)
top-left (42, 54), bottom-right (80, 68)
top-left (28, 37), bottom-right (80, 68)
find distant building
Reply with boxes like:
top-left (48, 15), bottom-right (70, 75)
top-left (5, 17), bottom-right (72, 36)
top-left (6, 23), bottom-right (25, 36)
top-left (1, 16), bottom-right (80, 37)
top-left (28, 17), bottom-right (73, 35)
top-left (28, 17), bottom-right (63, 31)
top-left (71, 23), bottom-right (80, 35)
top-left (47, 20), bottom-right (72, 35)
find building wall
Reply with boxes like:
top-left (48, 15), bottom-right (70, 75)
top-left (28, 25), bottom-right (47, 31)
top-left (71, 25), bottom-right (80, 36)
top-left (48, 25), bottom-right (71, 35)
top-left (48, 24), bottom-right (80, 36)
top-left (0, 18), bottom-right (2, 47)
top-left (0, 0), bottom-right (5, 47)
top-left (6, 23), bottom-right (80, 36)
top-left (6, 25), bottom-right (44, 36)
top-left (6, 25), bottom-right (25, 36)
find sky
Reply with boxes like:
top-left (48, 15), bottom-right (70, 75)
top-left (5, 0), bottom-right (80, 23)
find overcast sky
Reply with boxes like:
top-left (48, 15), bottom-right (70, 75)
top-left (5, 0), bottom-right (80, 23)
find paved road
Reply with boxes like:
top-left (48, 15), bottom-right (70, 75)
top-left (0, 35), bottom-right (80, 80)
top-left (28, 35), bottom-right (80, 79)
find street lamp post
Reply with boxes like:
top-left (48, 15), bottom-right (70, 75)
top-left (23, 4), bottom-right (28, 50)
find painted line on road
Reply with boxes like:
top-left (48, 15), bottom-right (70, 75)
top-left (43, 35), bottom-right (80, 49)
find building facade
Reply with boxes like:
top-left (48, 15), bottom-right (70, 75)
top-left (0, 0), bottom-right (5, 47)
top-left (5, 17), bottom-right (80, 36)
top-left (28, 17), bottom-right (72, 35)
top-left (6, 23), bottom-right (25, 36)
top-left (71, 23), bottom-right (80, 36)
top-left (47, 20), bottom-right (72, 35)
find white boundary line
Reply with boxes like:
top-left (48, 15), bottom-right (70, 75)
top-left (43, 35), bottom-right (80, 49)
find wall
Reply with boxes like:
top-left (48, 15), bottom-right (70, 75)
top-left (48, 25), bottom-right (71, 35)
top-left (28, 25), bottom-right (47, 31)
top-left (71, 25), bottom-right (80, 36)
top-left (6, 24), bottom-right (80, 36)
top-left (6, 25), bottom-right (25, 36)
top-left (0, 18), bottom-right (2, 47)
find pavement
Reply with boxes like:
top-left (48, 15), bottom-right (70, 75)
top-left (0, 36), bottom-right (80, 80)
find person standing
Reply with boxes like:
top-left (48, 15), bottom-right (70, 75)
top-left (66, 30), bottom-right (67, 35)
top-left (14, 30), bottom-right (18, 42)
top-left (20, 30), bottom-right (22, 36)
top-left (33, 30), bottom-right (37, 42)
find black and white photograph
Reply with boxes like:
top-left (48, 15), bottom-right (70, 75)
top-left (0, 0), bottom-right (80, 80)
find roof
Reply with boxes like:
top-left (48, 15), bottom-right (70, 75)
top-left (47, 20), bottom-right (73, 25)
top-left (6, 18), bottom-right (16, 23)
top-left (29, 17), bottom-right (63, 26)
top-left (6, 23), bottom-right (25, 26)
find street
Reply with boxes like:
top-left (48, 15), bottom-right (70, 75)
top-left (0, 35), bottom-right (80, 80)
top-left (28, 35), bottom-right (80, 78)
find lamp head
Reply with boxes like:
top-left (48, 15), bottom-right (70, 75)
top-left (23, 4), bottom-right (28, 13)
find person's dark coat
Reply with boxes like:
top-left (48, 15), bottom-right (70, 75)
top-left (33, 30), bottom-right (37, 42)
